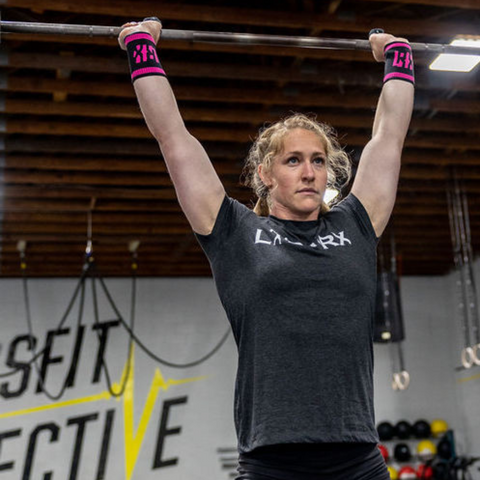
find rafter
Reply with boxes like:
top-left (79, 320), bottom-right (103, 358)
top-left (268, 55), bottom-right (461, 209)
top-left (2, 0), bottom-right (477, 36)
top-left (0, 1), bottom-right (479, 278)
top-left (361, 0), bottom-right (478, 10)
top-left (2, 77), bottom-right (479, 114)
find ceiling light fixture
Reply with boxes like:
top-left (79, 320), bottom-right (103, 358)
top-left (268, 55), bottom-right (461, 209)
top-left (429, 37), bottom-right (480, 73)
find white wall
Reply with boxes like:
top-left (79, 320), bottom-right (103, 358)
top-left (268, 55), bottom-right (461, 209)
top-left (0, 277), bottom-right (238, 480)
top-left (374, 275), bottom-right (463, 431)
top-left (374, 272), bottom-right (480, 479)
top-left (1, 270), bottom-right (479, 480)
top-left (449, 260), bottom-right (480, 479)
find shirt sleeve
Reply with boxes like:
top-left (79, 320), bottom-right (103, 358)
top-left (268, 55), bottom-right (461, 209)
top-left (195, 195), bottom-right (252, 262)
top-left (335, 194), bottom-right (380, 246)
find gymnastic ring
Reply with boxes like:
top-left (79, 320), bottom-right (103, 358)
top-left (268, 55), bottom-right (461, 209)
top-left (391, 374), bottom-right (398, 391)
top-left (461, 347), bottom-right (475, 369)
top-left (472, 343), bottom-right (480, 366)
top-left (393, 371), bottom-right (410, 391)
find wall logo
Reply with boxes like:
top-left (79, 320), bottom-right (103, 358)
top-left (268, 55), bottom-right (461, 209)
top-left (0, 329), bottom-right (206, 480)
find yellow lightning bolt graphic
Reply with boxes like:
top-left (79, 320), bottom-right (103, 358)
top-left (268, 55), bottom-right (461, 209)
top-left (0, 390), bottom-right (112, 419)
top-left (122, 346), bottom-right (206, 479)
top-left (457, 371), bottom-right (480, 383)
top-left (0, 345), bottom-right (207, 480)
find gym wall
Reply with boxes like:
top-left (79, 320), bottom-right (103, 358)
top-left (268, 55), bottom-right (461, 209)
top-left (374, 269), bottom-right (480, 480)
top-left (449, 260), bottom-right (480, 472)
top-left (0, 270), bottom-right (479, 480)
top-left (0, 277), bottom-right (238, 480)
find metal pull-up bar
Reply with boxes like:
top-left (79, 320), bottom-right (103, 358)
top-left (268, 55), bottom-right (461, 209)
top-left (0, 19), bottom-right (479, 56)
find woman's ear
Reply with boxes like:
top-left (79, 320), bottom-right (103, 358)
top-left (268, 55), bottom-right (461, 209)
top-left (258, 164), bottom-right (272, 188)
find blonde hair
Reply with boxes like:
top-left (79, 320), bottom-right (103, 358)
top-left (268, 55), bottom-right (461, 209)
top-left (243, 113), bottom-right (352, 216)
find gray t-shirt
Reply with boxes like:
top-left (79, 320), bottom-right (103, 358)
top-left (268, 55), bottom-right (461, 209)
top-left (196, 193), bottom-right (380, 453)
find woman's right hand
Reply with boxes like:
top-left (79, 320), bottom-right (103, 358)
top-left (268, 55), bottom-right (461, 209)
top-left (369, 32), bottom-right (409, 62)
top-left (118, 18), bottom-right (162, 50)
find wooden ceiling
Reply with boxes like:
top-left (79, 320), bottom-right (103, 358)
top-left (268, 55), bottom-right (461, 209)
top-left (0, 0), bottom-right (479, 277)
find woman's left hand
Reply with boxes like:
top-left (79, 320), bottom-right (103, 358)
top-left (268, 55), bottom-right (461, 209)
top-left (369, 32), bottom-right (409, 62)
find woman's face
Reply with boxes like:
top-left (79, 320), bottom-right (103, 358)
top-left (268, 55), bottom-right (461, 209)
top-left (259, 128), bottom-right (328, 221)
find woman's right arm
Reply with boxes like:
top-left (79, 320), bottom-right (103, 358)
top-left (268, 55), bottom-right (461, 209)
top-left (119, 19), bottom-right (225, 235)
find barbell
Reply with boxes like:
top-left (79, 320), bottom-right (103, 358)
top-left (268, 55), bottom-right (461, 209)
top-left (0, 19), bottom-right (479, 55)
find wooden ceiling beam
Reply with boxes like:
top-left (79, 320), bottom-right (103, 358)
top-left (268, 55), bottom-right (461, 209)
top-left (0, 222), bottom-right (192, 235)
top-left (0, 242), bottom-right (202, 254)
top-left (0, 4), bottom-right (476, 279)
top-left (2, 137), bottom-right (246, 159)
top-left (1, 155), bottom-right (242, 177)
top-left (0, 185), bottom-right (182, 201)
top-left (0, 232), bottom-right (198, 243)
top-left (361, 0), bottom-right (478, 10)
top-left (3, 98), bottom-right (142, 119)
top-left (6, 52), bottom-right (127, 75)
top-left (400, 164), bottom-right (480, 178)
top-left (0, 180), bottom-right (477, 204)
top-left (0, 199), bottom-right (183, 213)
top-left (0, 170), bottom-right (175, 187)
top-left (2, 155), bottom-right (170, 173)
top-left (4, 127), bottom-right (477, 151)
top-left (1, 150), bottom-right (478, 188)
top-left (4, 119), bottom-right (153, 139)
top-left (2, 211), bottom-right (190, 225)
top-left (3, 56), bottom-right (479, 94)
top-left (3, 181), bottom-right (480, 206)
top-left (0, 252), bottom-right (204, 263)
top-left (3, 100), bottom-right (479, 135)
top-left (402, 135), bottom-right (480, 151)
top-left (0, 192), bottom-right (471, 214)
top-left (395, 192), bottom-right (473, 204)
top-left (2, 151), bottom-right (478, 179)
top-left (3, 77), bottom-right (478, 114)
top-left (0, 98), bottom-right (472, 128)
top-left (4, 76), bottom-right (134, 98)
top-left (379, 181), bottom-right (480, 194)
top-left (2, 0), bottom-right (477, 36)
top-left (402, 151), bottom-right (480, 166)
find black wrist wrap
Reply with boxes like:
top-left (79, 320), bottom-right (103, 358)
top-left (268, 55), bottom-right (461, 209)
top-left (125, 31), bottom-right (166, 82)
top-left (384, 41), bottom-right (415, 85)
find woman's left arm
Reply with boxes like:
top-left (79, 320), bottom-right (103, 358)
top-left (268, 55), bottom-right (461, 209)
top-left (351, 32), bottom-right (414, 237)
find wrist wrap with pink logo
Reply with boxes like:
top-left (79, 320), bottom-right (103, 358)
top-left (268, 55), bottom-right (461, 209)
top-left (383, 41), bottom-right (415, 85)
top-left (125, 31), bottom-right (166, 82)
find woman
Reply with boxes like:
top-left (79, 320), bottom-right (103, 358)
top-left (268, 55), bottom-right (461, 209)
top-left (119, 19), bottom-right (414, 480)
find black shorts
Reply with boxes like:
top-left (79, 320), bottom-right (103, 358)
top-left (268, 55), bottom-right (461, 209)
top-left (236, 443), bottom-right (390, 480)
